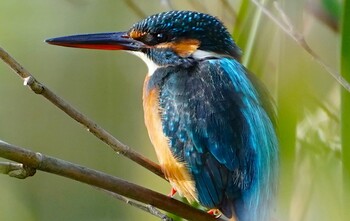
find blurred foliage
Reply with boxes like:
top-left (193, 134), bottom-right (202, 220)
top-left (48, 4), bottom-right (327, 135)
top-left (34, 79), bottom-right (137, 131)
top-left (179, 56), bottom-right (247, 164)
top-left (0, 0), bottom-right (346, 221)
top-left (322, 0), bottom-right (341, 20)
top-left (341, 0), bottom-right (350, 220)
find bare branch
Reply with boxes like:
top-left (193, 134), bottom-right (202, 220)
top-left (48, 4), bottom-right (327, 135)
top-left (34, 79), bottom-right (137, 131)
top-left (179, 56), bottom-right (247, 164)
top-left (0, 46), bottom-right (164, 179)
top-left (124, 0), bottom-right (147, 18)
top-left (219, 0), bottom-right (237, 22)
top-left (0, 140), bottom-right (218, 221)
top-left (99, 188), bottom-right (173, 221)
top-left (0, 161), bottom-right (36, 179)
top-left (250, 0), bottom-right (350, 92)
top-left (306, 0), bottom-right (339, 32)
top-left (160, 0), bottom-right (174, 10)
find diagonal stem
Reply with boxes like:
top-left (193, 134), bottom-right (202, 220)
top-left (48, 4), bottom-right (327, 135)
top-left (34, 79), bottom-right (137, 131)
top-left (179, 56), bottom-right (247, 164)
top-left (0, 46), bottom-right (164, 179)
top-left (250, 0), bottom-right (350, 92)
top-left (0, 140), bottom-right (217, 221)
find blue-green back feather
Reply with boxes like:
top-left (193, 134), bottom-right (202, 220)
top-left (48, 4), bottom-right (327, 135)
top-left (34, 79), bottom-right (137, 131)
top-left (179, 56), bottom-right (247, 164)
top-left (151, 57), bottom-right (278, 221)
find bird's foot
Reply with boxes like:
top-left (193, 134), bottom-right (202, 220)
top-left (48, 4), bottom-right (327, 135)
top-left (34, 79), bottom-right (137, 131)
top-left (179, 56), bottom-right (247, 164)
top-left (207, 209), bottom-right (222, 218)
top-left (168, 187), bottom-right (177, 197)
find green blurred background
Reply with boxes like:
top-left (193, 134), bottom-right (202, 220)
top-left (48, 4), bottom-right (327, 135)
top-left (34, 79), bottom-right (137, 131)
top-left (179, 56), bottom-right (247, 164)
top-left (0, 0), bottom-right (347, 220)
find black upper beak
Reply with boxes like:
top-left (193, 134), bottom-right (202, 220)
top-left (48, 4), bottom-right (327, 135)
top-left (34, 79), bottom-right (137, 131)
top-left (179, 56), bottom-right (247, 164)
top-left (45, 32), bottom-right (144, 51)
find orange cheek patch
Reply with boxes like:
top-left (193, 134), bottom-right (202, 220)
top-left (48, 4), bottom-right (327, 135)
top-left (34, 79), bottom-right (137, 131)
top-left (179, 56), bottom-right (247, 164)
top-left (129, 29), bottom-right (147, 39)
top-left (156, 39), bottom-right (200, 57)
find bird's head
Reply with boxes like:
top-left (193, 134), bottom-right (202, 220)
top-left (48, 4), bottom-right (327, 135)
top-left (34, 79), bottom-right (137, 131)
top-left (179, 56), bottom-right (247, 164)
top-left (46, 11), bottom-right (241, 73)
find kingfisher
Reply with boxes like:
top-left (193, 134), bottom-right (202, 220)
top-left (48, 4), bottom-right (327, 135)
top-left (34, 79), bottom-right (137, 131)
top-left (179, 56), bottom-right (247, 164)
top-left (46, 11), bottom-right (278, 221)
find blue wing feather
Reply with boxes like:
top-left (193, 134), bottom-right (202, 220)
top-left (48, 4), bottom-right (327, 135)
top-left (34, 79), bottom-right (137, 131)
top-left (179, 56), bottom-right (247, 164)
top-left (155, 57), bottom-right (278, 221)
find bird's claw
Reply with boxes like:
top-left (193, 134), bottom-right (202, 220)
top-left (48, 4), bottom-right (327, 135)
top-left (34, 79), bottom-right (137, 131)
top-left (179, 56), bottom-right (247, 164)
top-left (168, 187), bottom-right (177, 197)
top-left (207, 209), bottom-right (222, 218)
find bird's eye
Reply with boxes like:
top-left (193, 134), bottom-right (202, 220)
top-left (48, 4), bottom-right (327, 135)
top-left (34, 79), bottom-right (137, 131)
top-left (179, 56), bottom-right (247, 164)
top-left (156, 33), bottom-right (166, 42)
top-left (139, 32), bottom-right (168, 45)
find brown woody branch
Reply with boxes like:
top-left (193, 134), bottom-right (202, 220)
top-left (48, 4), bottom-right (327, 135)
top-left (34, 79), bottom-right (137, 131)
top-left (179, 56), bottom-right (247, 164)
top-left (0, 140), bottom-right (217, 221)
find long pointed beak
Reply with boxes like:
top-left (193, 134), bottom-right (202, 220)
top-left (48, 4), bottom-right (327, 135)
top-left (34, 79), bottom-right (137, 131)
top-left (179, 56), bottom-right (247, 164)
top-left (45, 32), bottom-right (144, 51)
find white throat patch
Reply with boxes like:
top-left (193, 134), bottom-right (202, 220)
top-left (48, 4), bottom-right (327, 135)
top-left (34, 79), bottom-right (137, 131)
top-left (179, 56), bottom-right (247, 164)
top-left (130, 50), bottom-right (228, 76)
top-left (131, 51), bottom-right (160, 76)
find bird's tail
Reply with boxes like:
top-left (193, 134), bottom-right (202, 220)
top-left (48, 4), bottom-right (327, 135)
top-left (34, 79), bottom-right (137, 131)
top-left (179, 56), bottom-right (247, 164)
top-left (220, 200), bottom-right (238, 221)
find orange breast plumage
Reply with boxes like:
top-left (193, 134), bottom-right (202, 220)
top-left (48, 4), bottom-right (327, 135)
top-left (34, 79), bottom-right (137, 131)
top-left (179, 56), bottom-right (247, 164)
top-left (142, 75), bottom-right (197, 203)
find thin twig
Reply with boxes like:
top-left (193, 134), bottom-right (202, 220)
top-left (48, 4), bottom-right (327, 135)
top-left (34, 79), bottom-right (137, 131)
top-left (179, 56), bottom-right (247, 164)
top-left (219, 0), bottom-right (237, 22)
top-left (241, 0), bottom-right (266, 66)
top-left (100, 188), bottom-right (173, 221)
top-left (0, 46), bottom-right (164, 180)
top-left (124, 0), bottom-right (147, 18)
top-left (250, 0), bottom-right (350, 92)
top-left (305, 0), bottom-right (339, 32)
top-left (0, 140), bottom-right (218, 221)
top-left (160, 0), bottom-right (174, 10)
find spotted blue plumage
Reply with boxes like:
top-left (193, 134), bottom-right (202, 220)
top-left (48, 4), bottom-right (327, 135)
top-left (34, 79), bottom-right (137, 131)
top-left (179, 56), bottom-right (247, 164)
top-left (131, 11), bottom-right (241, 59)
top-left (148, 57), bottom-right (278, 221)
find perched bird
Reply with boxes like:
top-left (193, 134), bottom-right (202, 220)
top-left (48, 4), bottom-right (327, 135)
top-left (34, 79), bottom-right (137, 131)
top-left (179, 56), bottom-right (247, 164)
top-left (46, 11), bottom-right (278, 221)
